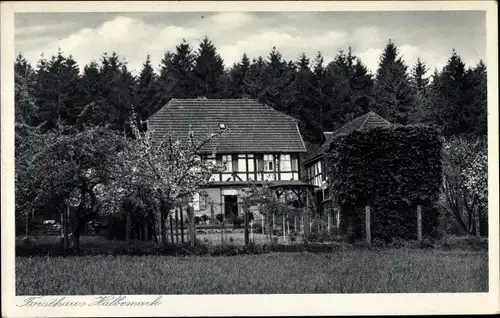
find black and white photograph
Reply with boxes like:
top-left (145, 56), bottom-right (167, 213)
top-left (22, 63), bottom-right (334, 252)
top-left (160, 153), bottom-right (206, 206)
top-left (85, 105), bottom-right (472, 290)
top-left (1, 1), bottom-right (499, 316)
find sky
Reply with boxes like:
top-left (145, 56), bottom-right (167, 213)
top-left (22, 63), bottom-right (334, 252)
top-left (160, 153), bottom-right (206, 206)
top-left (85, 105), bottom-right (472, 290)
top-left (14, 11), bottom-right (486, 76)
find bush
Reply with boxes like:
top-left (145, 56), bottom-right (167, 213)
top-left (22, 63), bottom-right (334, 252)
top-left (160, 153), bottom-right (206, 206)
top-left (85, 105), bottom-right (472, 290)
top-left (326, 125), bottom-right (442, 241)
top-left (215, 213), bottom-right (223, 223)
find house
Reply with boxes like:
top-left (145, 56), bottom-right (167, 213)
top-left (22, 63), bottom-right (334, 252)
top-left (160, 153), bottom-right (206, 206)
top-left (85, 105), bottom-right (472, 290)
top-left (302, 111), bottom-right (391, 222)
top-left (147, 98), bottom-right (314, 222)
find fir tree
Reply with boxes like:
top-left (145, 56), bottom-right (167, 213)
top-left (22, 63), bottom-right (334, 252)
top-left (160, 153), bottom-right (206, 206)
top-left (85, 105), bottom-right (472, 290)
top-left (135, 55), bottom-right (158, 125)
top-left (193, 36), bottom-right (225, 98)
top-left (373, 40), bottom-right (414, 125)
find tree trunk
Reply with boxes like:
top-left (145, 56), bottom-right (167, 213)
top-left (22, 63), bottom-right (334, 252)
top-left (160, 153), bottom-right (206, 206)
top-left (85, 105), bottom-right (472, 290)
top-left (169, 214), bottom-right (174, 243)
top-left (175, 208), bottom-right (179, 244)
top-left (25, 213), bottom-right (29, 237)
top-left (180, 206), bottom-right (185, 244)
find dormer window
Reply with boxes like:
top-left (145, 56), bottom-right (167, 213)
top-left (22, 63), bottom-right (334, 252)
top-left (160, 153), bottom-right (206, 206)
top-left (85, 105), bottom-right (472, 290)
top-left (219, 123), bottom-right (227, 130)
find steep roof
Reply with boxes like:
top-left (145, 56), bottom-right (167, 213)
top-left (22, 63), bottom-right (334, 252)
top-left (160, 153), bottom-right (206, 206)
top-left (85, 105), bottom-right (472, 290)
top-left (147, 98), bottom-right (307, 154)
top-left (303, 111), bottom-right (391, 165)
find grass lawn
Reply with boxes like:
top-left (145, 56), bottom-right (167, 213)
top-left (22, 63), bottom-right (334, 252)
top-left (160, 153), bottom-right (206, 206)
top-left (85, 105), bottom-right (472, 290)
top-left (16, 249), bottom-right (488, 295)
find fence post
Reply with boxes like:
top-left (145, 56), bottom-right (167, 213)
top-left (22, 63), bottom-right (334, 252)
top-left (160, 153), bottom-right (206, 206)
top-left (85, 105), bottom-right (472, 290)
top-left (304, 193), bottom-right (310, 239)
top-left (272, 213), bottom-right (275, 230)
top-left (175, 208), bottom-right (179, 244)
top-left (294, 216), bottom-right (297, 233)
top-left (180, 206), bottom-right (185, 244)
top-left (327, 212), bottom-right (331, 234)
top-left (189, 206), bottom-right (196, 247)
top-left (417, 205), bottom-right (422, 241)
top-left (475, 206), bottom-right (481, 238)
top-left (365, 206), bottom-right (371, 246)
top-left (169, 214), bottom-right (174, 243)
top-left (251, 221), bottom-right (254, 242)
top-left (262, 214), bottom-right (265, 235)
top-left (282, 214), bottom-right (286, 242)
top-left (244, 207), bottom-right (249, 246)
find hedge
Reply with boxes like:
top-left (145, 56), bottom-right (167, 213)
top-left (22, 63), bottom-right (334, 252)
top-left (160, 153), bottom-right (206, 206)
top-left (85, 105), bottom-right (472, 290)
top-left (326, 125), bottom-right (443, 242)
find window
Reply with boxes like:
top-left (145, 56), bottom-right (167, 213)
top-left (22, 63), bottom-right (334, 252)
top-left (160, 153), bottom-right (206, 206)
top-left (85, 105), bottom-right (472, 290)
top-left (264, 154), bottom-right (274, 171)
top-left (238, 154), bottom-right (247, 172)
top-left (206, 155), bottom-right (216, 168)
top-left (280, 154), bottom-right (291, 171)
top-left (222, 155), bottom-right (232, 172)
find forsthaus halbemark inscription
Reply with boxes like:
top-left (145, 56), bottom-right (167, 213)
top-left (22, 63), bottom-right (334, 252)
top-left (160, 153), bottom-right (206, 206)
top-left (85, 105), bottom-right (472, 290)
top-left (18, 296), bottom-right (163, 307)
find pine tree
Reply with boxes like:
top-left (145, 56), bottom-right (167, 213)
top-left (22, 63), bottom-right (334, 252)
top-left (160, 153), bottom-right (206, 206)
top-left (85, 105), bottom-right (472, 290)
top-left (462, 60), bottom-right (487, 136)
top-left (228, 53), bottom-right (251, 98)
top-left (288, 53), bottom-right (325, 143)
top-left (167, 40), bottom-right (198, 98)
top-left (193, 36), bottom-right (225, 98)
top-left (326, 47), bottom-right (374, 129)
top-left (15, 54), bottom-right (37, 125)
top-left (35, 49), bottom-right (82, 131)
top-left (428, 49), bottom-right (470, 136)
top-left (135, 55), bottom-right (158, 125)
top-left (244, 57), bottom-right (266, 99)
top-left (373, 40), bottom-right (414, 125)
top-left (260, 47), bottom-right (294, 113)
top-left (409, 58), bottom-right (430, 123)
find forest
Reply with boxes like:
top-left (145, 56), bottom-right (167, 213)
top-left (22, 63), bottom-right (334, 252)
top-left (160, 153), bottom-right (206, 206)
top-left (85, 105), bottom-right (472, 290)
top-left (14, 36), bottom-right (488, 243)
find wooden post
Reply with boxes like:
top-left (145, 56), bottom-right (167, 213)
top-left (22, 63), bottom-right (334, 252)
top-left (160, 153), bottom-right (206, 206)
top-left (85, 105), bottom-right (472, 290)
top-left (210, 201), bottom-right (215, 221)
top-left (180, 206), bottom-right (185, 244)
top-left (244, 207), bottom-right (249, 246)
top-left (365, 206), bottom-right (371, 246)
top-left (304, 193), bottom-right (310, 239)
top-left (262, 214), bottom-right (265, 234)
top-left (175, 208), bottom-right (179, 244)
top-left (282, 214), bottom-right (286, 242)
top-left (417, 205), bottom-right (422, 241)
top-left (294, 216), bottom-right (297, 233)
top-left (475, 206), bottom-right (481, 238)
top-left (272, 213), bottom-right (275, 230)
top-left (327, 212), bottom-right (331, 234)
top-left (189, 205), bottom-right (196, 247)
top-left (221, 214), bottom-right (225, 244)
top-left (287, 220), bottom-right (290, 239)
top-left (251, 221), bottom-right (254, 242)
top-left (169, 214), bottom-right (174, 243)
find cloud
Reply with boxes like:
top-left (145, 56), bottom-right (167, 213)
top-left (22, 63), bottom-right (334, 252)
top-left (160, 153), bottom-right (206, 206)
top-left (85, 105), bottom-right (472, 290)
top-left (359, 44), bottom-right (449, 76)
top-left (358, 48), bottom-right (382, 74)
top-left (18, 16), bottom-right (206, 74)
top-left (15, 13), bottom-right (480, 77)
top-left (208, 12), bottom-right (254, 28)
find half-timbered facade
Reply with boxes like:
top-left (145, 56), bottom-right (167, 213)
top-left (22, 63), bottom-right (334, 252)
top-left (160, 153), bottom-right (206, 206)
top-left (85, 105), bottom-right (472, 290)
top-left (147, 98), bottom-right (309, 221)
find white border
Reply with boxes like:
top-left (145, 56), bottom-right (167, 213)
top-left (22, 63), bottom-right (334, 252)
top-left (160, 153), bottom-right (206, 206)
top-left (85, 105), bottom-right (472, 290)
top-left (1, 1), bottom-right (499, 317)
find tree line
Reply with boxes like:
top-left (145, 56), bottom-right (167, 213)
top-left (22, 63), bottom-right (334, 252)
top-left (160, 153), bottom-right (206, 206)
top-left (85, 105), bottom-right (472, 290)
top-left (15, 36), bottom-right (487, 142)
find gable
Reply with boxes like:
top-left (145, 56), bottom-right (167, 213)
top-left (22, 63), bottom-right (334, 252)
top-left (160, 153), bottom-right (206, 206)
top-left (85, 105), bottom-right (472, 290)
top-left (303, 111), bottom-right (391, 166)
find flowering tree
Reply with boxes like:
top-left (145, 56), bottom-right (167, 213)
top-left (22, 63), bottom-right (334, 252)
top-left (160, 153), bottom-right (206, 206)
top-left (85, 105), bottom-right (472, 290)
top-left (123, 119), bottom-right (224, 245)
top-left (25, 125), bottom-right (127, 251)
top-left (442, 135), bottom-right (487, 235)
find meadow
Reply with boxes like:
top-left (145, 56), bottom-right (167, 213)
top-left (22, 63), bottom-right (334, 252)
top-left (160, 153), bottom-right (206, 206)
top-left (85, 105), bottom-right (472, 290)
top-left (16, 247), bottom-right (488, 295)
